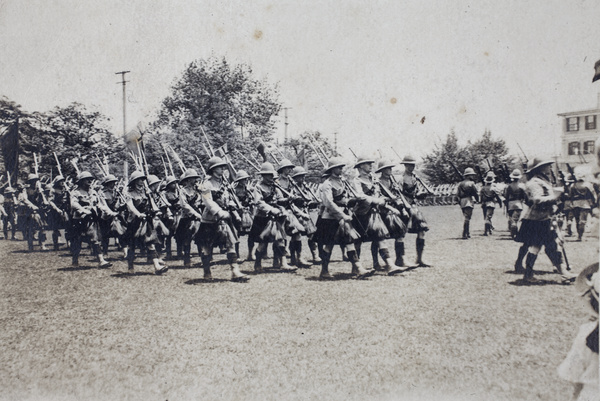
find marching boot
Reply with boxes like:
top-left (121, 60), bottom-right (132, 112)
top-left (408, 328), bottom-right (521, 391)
top-left (153, 258), bottom-right (168, 275)
top-left (127, 259), bottom-right (134, 272)
top-left (294, 241), bottom-right (310, 268)
top-left (229, 253), bottom-right (248, 282)
top-left (416, 238), bottom-right (430, 267)
top-left (483, 223), bottom-right (490, 236)
top-left (289, 241), bottom-right (298, 266)
top-left (98, 254), bottom-right (112, 268)
top-left (246, 239), bottom-right (255, 261)
top-left (71, 255), bottom-right (79, 267)
top-left (577, 222), bottom-right (585, 241)
top-left (348, 250), bottom-right (373, 279)
top-left (514, 244), bottom-right (527, 273)
top-left (183, 254), bottom-right (192, 268)
top-left (254, 248), bottom-right (266, 273)
top-left (201, 255), bottom-right (213, 280)
top-left (371, 242), bottom-right (383, 271)
top-left (319, 251), bottom-right (334, 280)
top-left (309, 241), bottom-right (322, 264)
top-left (235, 243), bottom-right (240, 261)
top-left (462, 221), bottom-right (469, 239)
top-left (394, 241), bottom-right (405, 267)
top-left (278, 250), bottom-right (296, 271)
top-left (523, 253), bottom-right (538, 283)
top-left (380, 248), bottom-right (403, 276)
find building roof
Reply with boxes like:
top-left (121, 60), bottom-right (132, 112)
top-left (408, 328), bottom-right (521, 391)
top-left (557, 108), bottom-right (600, 117)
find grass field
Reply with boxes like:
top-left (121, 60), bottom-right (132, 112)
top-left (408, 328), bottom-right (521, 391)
top-left (0, 205), bottom-right (597, 401)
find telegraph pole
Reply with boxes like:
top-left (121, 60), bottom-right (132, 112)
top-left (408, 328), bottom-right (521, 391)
top-left (282, 107), bottom-right (292, 143)
top-left (115, 71), bottom-right (130, 136)
top-left (333, 132), bottom-right (338, 156)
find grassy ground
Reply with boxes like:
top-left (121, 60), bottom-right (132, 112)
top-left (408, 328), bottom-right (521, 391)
top-left (0, 205), bottom-right (597, 401)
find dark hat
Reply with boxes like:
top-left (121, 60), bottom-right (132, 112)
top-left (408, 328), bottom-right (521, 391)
top-left (101, 174), bottom-right (118, 185)
top-left (509, 169), bottom-right (522, 180)
top-left (147, 174), bottom-right (161, 187)
top-left (76, 171), bottom-right (94, 183)
top-left (463, 167), bottom-right (476, 177)
top-left (526, 157), bottom-right (553, 174)
top-left (401, 155), bottom-right (417, 165)
top-left (354, 156), bottom-right (375, 169)
top-left (291, 166), bottom-right (307, 178)
top-left (258, 162), bottom-right (276, 175)
top-left (233, 170), bottom-right (250, 182)
top-left (164, 175), bottom-right (178, 186)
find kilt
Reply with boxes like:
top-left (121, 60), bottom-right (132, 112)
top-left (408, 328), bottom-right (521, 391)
top-left (249, 215), bottom-right (275, 243)
top-left (313, 218), bottom-right (340, 246)
top-left (515, 219), bottom-right (555, 247)
top-left (352, 211), bottom-right (389, 242)
top-left (196, 220), bottom-right (237, 249)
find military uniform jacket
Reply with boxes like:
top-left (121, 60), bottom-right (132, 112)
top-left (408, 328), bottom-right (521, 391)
top-left (179, 185), bottom-right (203, 220)
top-left (569, 181), bottom-right (597, 210)
top-left (522, 174), bottom-right (559, 221)
top-left (400, 173), bottom-right (419, 204)
top-left (70, 187), bottom-right (99, 220)
top-left (353, 172), bottom-right (381, 216)
top-left (504, 182), bottom-right (526, 211)
top-left (253, 182), bottom-right (284, 218)
top-left (201, 176), bottom-right (231, 224)
top-left (318, 176), bottom-right (350, 221)
top-left (480, 184), bottom-right (501, 208)
top-left (457, 180), bottom-right (478, 209)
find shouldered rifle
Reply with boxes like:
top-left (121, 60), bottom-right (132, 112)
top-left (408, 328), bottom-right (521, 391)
top-left (448, 160), bottom-right (463, 181)
top-left (377, 177), bottom-right (410, 219)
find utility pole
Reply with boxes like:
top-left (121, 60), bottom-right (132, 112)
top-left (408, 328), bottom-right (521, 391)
top-left (282, 107), bottom-right (292, 143)
top-left (333, 132), bottom-right (338, 156)
top-left (115, 71), bottom-right (130, 136)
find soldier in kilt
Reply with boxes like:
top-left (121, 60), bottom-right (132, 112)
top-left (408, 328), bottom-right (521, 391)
top-left (97, 174), bottom-right (125, 257)
top-left (232, 170), bottom-right (255, 261)
top-left (68, 171), bottom-right (112, 268)
top-left (457, 167), bottom-right (479, 239)
top-left (19, 174), bottom-right (47, 251)
top-left (514, 158), bottom-right (576, 283)
top-left (196, 157), bottom-right (248, 282)
top-left (353, 157), bottom-right (403, 275)
top-left (47, 175), bottom-right (70, 250)
top-left (175, 169), bottom-right (204, 268)
top-left (161, 175), bottom-right (181, 260)
top-left (249, 162), bottom-right (295, 272)
top-left (314, 157), bottom-right (374, 280)
top-left (123, 171), bottom-right (167, 274)
top-left (398, 156), bottom-right (430, 267)
top-left (503, 169), bottom-right (526, 239)
top-left (290, 166), bottom-right (322, 265)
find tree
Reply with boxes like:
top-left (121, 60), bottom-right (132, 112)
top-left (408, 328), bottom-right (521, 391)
top-left (422, 130), bottom-right (515, 184)
top-left (145, 56), bottom-right (281, 176)
top-left (282, 131), bottom-right (335, 182)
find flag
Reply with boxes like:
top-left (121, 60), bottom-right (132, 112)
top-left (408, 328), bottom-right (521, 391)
top-left (297, 147), bottom-right (306, 167)
top-left (593, 59), bottom-right (600, 83)
top-left (0, 119), bottom-right (19, 185)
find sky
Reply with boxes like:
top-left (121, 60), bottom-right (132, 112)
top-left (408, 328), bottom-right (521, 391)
top-left (1, 0), bottom-right (600, 162)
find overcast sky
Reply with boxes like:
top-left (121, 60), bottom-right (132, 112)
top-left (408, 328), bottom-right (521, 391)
top-left (1, 0), bottom-right (599, 161)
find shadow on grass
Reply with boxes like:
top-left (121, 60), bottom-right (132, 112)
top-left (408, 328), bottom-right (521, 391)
top-left (111, 271), bottom-right (158, 278)
top-left (305, 272), bottom-right (372, 281)
top-left (57, 263), bottom-right (113, 272)
top-left (508, 278), bottom-right (572, 286)
top-left (184, 278), bottom-right (231, 285)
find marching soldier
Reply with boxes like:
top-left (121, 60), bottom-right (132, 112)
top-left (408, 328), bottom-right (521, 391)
top-left (232, 170), bottom-right (256, 261)
top-left (568, 168), bottom-right (598, 241)
top-left (514, 158), bottom-right (575, 283)
top-left (69, 171), bottom-right (112, 268)
top-left (19, 173), bottom-right (47, 251)
top-left (480, 171), bottom-right (503, 236)
top-left (249, 162), bottom-right (295, 272)
top-left (123, 171), bottom-right (167, 274)
top-left (97, 174), bottom-right (125, 257)
top-left (47, 175), bottom-right (70, 250)
top-left (398, 156), bottom-right (430, 267)
top-left (503, 169), bottom-right (526, 239)
top-left (562, 174), bottom-right (576, 237)
top-left (290, 166), bottom-right (322, 264)
top-left (457, 167), bottom-right (479, 239)
top-left (196, 157), bottom-right (248, 282)
top-left (161, 175), bottom-right (181, 260)
top-left (2, 185), bottom-right (18, 240)
top-left (353, 157), bottom-right (403, 275)
top-left (314, 157), bottom-right (374, 280)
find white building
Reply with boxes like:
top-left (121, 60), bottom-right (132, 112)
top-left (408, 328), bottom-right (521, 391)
top-left (557, 104), bottom-right (599, 168)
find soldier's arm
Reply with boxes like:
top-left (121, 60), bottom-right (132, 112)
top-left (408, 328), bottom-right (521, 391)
top-left (320, 182), bottom-right (347, 220)
top-left (253, 187), bottom-right (280, 216)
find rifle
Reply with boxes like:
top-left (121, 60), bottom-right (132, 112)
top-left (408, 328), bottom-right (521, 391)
top-left (135, 141), bottom-right (160, 216)
top-left (448, 160), bottom-right (463, 181)
top-left (235, 149), bottom-right (260, 172)
top-left (33, 153), bottom-right (49, 205)
top-left (516, 142), bottom-right (529, 171)
top-left (377, 177), bottom-right (410, 219)
top-left (474, 165), bottom-right (485, 183)
top-left (53, 152), bottom-right (63, 177)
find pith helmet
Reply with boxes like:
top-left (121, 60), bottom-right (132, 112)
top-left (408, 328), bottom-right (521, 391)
top-left (76, 171), bottom-right (94, 183)
top-left (354, 156), bottom-right (375, 169)
top-left (233, 169), bottom-right (250, 182)
top-left (463, 167), bottom-right (476, 177)
top-left (526, 157), bottom-right (553, 174)
top-left (101, 174), bottom-right (118, 185)
top-left (401, 155), bottom-right (417, 165)
top-left (147, 174), bottom-right (161, 187)
top-left (53, 175), bottom-right (66, 186)
top-left (375, 159), bottom-right (395, 173)
top-left (179, 169), bottom-right (200, 182)
top-left (164, 175), bottom-right (178, 186)
top-left (259, 162), bottom-right (276, 175)
top-left (277, 158), bottom-right (295, 172)
top-left (484, 171), bottom-right (495, 183)
top-left (291, 166), bottom-right (307, 178)
top-left (325, 157), bottom-right (346, 173)
top-left (509, 169), bottom-right (522, 180)
top-left (207, 157), bottom-right (227, 172)
top-left (128, 170), bottom-right (146, 186)
top-left (27, 173), bottom-right (39, 182)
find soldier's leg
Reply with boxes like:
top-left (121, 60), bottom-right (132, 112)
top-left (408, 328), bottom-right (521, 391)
top-left (148, 243), bottom-right (167, 274)
top-left (370, 241), bottom-right (382, 270)
top-left (346, 243), bottom-right (373, 278)
top-left (377, 240), bottom-right (403, 275)
top-left (565, 210), bottom-right (574, 236)
top-left (247, 237), bottom-right (255, 261)
top-left (70, 231), bottom-right (81, 266)
top-left (462, 207), bottom-right (473, 239)
top-left (523, 247), bottom-right (539, 282)
top-left (254, 242), bottom-right (267, 272)
top-left (577, 209), bottom-right (590, 241)
top-left (308, 239), bottom-right (321, 263)
top-left (26, 216), bottom-right (35, 251)
top-left (514, 243), bottom-right (527, 273)
top-left (416, 231), bottom-right (430, 267)
top-left (394, 237), bottom-right (405, 267)
top-left (291, 233), bottom-right (309, 267)
top-left (319, 244), bottom-right (333, 280)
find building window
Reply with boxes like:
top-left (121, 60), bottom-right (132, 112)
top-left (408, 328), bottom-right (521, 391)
top-left (567, 117), bottom-right (579, 132)
top-left (584, 141), bottom-right (595, 155)
top-left (585, 115), bottom-right (597, 130)
top-left (568, 142), bottom-right (581, 155)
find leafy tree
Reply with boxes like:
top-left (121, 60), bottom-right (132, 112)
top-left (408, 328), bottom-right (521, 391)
top-left (422, 129), bottom-right (515, 184)
top-left (145, 56), bottom-right (281, 177)
top-left (282, 131), bottom-right (335, 182)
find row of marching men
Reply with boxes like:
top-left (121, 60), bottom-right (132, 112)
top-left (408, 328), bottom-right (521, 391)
top-left (0, 153), bottom-right (432, 282)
